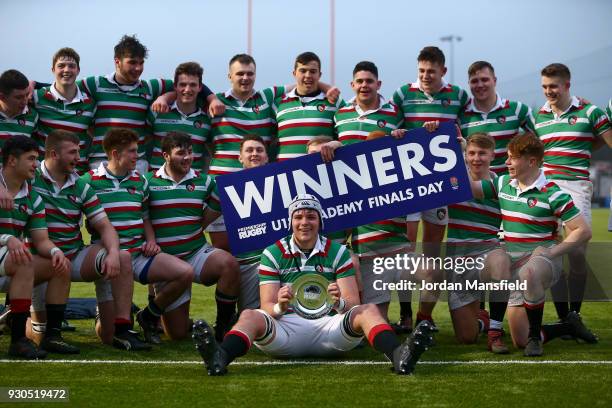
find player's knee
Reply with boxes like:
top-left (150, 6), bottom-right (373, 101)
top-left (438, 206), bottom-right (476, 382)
top-left (118, 251), bottom-right (133, 276)
top-left (455, 329), bottom-right (478, 345)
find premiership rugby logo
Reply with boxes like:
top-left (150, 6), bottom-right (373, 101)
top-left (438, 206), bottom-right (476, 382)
top-left (377, 120), bottom-right (387, 128)
top-left (568, 115), bottom-right (578, 125)
top-left (194, 121), bottom-right (202, 129)
top-left (127, 187), bottom-right (136, 195)
top-left (75, 109), bottom-right (83, 116)
top-left (18, 204), bottom-right (28, 213)
top-left (253, 105), bottom-right (260, 114)
top-left (317, 104), bottom-right (326, 112)
top-left (436, 208), bottom-right (447, 220)
top-left (496, 115), bottom-right (506, 124)
top-left (186, 183), bottom-right (195, 192)
top-left (315, 264), bottom-right (324, 273)
top-left (450, 176), bottom-right (459, 190)
top-left (527, 197), bottom-right (538, 208)
top-left (441, 99), bottom-right (451, 107)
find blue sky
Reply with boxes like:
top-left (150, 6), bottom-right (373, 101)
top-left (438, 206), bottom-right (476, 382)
top-left (2, 0), bottom-right (611, 107)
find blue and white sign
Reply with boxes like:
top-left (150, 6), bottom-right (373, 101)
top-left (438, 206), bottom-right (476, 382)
top-left (216, 122), bottom-right (472, 253)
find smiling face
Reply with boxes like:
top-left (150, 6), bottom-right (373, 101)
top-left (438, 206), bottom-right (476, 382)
top-left (351, 70), bottom-right (381, 107)
top-left (53, 140), bottom-right (80, 174)
top-left (466, 143), bottom-right (494, 175)
top-left (541, 75), bottom-right (570, 107)
top-left (294, 61), bottom-right (321, 95)
top-left (239, 140), bottom-right (268, 169)
top-left (469, 67), bottom-right (497, 104)
top-left (291, 208), bottom-right (320, 249)
top-left (52, 56), bottom-right (80, 88)
top-left (112, 141), bottom-right (139, 172)
top-left (175, 73), bottom-right (201, 106)
top-left (229, 61), bottom-right (256, 96)
top-left (418, 60), bottom-right (446, 94)
top-left (0, 88), bottom-right (29, 117)
top-left (114, 55), bottom-right (144, 84)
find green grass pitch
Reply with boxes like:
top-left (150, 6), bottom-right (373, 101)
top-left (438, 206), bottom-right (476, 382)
top-left (0, 209), bottom-right (611, 407)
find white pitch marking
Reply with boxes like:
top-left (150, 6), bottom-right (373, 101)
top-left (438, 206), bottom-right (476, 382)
top-left (0, 359), bottom-right (611, 365)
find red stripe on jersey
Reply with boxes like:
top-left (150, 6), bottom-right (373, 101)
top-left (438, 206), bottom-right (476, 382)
top-left (152, 203), bottom-right (202, 210)
top-left (38, 121), bottom-right (83, 133)
top-left (447, 223), bottom-right (498, 235)
top-left (278, 122), bottom-right (332, 130)
top-left (503, 235), bottom-right (555, 243)
top-left (543, 136), bottom-right (594, 143)
top-left (544, 151), bottom-right (589, 159)
top-left (213, 121), bottom-right (271, 130)
top-left (95, 122), bottom-right (145, 129)
top-left (258, 269), bottom-right (279, 276)
top-left (450, 204), bottom-right (501, 219)
top-left (97, 105), bottom-right (146, 113)
top-left (405, 117), bottom-right (453, 122)
top-left (335, 262), bottom-right (353, 276)
top-left (502, 215), bottom-right (557, 227)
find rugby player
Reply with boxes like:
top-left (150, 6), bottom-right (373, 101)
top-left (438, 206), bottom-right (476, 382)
top-left (146, 131), bottom-right (240, 340)
top-left (391, 46), bottom-right (469, 331)
top-left (531, 63), bottom-right (611, 336)
top-left (82, 129), bottom-right (195, 345)
top-left (32, 48), bottom-right (96, 174)
top-left (79, 35), bottom-right (222, 174)
top-left (0, 135), bottom-right (72, 358)
top-left (458, 61), bottom-right (534, 175)
top-left (147, 62), bottom-right (211, 173)
top-left (28, 130), bottom-right (148, 350)
top-left (470, 133), bottom-right (593, 356)
top-left (446, 133), bottom-right (499, 346)
top-left (193, 194), bottom-right (434, 376)
top-left (0, 70), bottom-right (38, 153)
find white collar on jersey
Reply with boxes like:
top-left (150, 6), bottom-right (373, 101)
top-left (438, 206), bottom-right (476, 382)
top-left (49, 83), bottom-right (86, 104)
top-left (224, 88), bottom-right (257, 101)
top-left (156, 163), bottom-right (197, 184)
top-left (105, 73), bottom-right (142, 92)
top-left (40, 161), bottom-right (79, 190)
top-left (288, 234), bottom-right (325, 258)
top-left (95, 161), bottom-right (139, 180)
top-left (285, 88), bottom-right (326, 102)
top-left (540, 96), bottom-right (581, 114)
top-left (346, 94), bottom-right (388, 117)
top-left (464, 93), bottom-right (506, 114)
top-left (170, 101), bottom-right (204, 118)
top-left (414, 78), bottom-right (450, 94)
top-left (0, 166), bottom-right (30, 199)
top-left (509, 170), bottom-right (548, 193)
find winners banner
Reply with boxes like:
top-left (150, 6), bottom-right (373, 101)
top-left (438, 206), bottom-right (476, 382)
top-left (216, 122), bottom-right (473, 253)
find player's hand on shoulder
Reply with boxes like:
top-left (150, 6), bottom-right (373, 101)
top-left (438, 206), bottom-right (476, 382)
top-left (0, 186), bottom-right (14, 210)
top-left (326, 87), bottom-right (340, 104)
top-left (208, 99), bottom-right (226, 117)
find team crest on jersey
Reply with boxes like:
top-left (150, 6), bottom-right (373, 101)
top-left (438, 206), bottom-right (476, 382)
top-left (568, 115), bottom-right (578, 125)
top-left (194, 120), bottom-right (202, 129)
top-left (315, 264), bottom-right (324, 273)
top-left (253, 105), bottom-right (260, 114)
top-left (18, 203), bottom-right (28, 213)
top-left (75, 109), bottom-right (83, 116)
top-left (496, 115), bottom-right (506, 124)
top-left (527, 197), bottom-right (538, 208)
top-left (186, 183), bottom-right (195, 192)
top-left (441, 99), bottom-right (451, 107)
top-left (450, 176), bottom-right (459, 190)
top-left (377, 120), bottom-right (387, 128)
top-left (18, 119), bottom-right (26, 126)
top-left (127, 187), bottom-right (136, 195)
top-left (436, 208), bottom-right (447, 220)
top-left (317, 104), bottom-right (326, 112)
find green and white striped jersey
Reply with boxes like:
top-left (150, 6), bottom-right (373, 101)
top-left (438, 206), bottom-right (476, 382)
top-left (209, 87), bottom-right (283, 175)
top-left (146, 102), bottom-right (211, 172)
top-left (80, 74), bottom-right (172, 162)
top-left (273, 89), bottom-right (343, 160)
top-left (81, 163), bottom-right (149, 254)
top-left (0, 171), bottom-right (47, 239)
top-left (459, 95), bottom-right (533, 175)
top-left (259, 234), bottom-right (354, 288)
top-left (392, 81), bottom-right (468, 129)
top-left (32, 162), bottom-right (106, 258)
top-left (146, 165), bottom-right (220, 260)
top-left (481, 171), bottom-right (579, 255)
top-left (530, 96), bottom-right (610, 181)
top-left (0, 107), bottom-right (38, 153)
top-left (33, 84), bottom-right (96, 173)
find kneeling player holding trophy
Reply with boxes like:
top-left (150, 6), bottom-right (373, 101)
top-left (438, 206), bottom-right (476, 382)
top-left (193, 194), bottom-right (434, 375)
